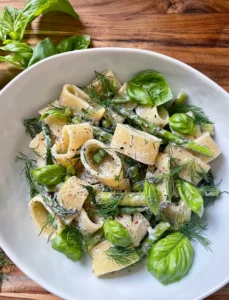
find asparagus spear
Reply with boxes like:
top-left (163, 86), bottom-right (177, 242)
top-left (109, 104), bottom-right (212, 157)
top-left (95, 187), bottom-right (220, 208)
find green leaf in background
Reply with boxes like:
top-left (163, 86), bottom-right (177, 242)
top-left (147, 232), bottom-right (194, 285)
top-left (28, 37), bottom-right (57, 67)
top-left (177, 180), bottom-right (204, 217)
top-left (56, 35), bottom-right (90, 53)
top-left (143, 181), bottom-right (160, 215)
top-left (31, 164), bottom-right (66, 185)
top-left (127, 70), bottom-right (173, 106)
top-left (0, 41), bottom-right (33, 67)
top-left (0, 7), bottom-right (23, 41)
top-left (0, 54), bottom-right (25, 67)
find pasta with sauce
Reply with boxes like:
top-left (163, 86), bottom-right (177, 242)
top-left (20, 69), bottom-right (222, 284)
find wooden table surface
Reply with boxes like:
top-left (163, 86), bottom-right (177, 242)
top-left (0, 0), bottom-right (229, 299)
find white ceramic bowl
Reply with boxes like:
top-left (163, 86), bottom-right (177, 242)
top-left (0, 48), bottom-right (229, 300)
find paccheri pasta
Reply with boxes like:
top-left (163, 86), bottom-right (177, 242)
top-left (21, 69), bottom-right (222, 285)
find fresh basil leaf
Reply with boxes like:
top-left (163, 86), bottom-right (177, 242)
top-left (57, 35), bottom-right (90, 53)
top-left (23, 0), bottom-right (79, 24)
top-left (40, 107), bottom-right (72, 121)
top-left (0, 41), bottom-right (33, 67)
top-left (177, 180), bottom-right (204, 217)
top-left (31, 164), bottom-right (66, 185)
top-left (28, 37), bottom-right (57, 67)
top-left (169, 113), bottom-right (196, 135)
top-left (103, 220), bottom-right (133, 247)
top-left (143, 181), bottom-right (160, 215)
top-left (0, 7), bottom-right (22, 40)
top-left (0, 54), bottom-right (24, 67)
top-left (127, 70), bottom-right (173, 106)
top-left (147, 232), bottom-right (194, 285)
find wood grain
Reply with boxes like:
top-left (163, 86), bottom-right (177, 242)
top-left (0, 0), bottom-right (229, 299)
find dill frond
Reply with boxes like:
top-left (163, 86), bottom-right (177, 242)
top-left (97, 194), bottom-right (122, 218)
top-left (38, 214), bottom-right (58, 243)
top-left (16, 152), bottom-right (38, 198)
top-left (105, 246), bottom-right (139, 265)
top-left (179, 217), bottom-right (212, 251)
top-left (169, 103), bottom-right (213, 125)
top-left (23, 117), bottom-right (42, 139)
top-left (94, 71), bottom-right (118, 99)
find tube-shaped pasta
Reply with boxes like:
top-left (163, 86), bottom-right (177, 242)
top-left (28, 194), bottom-right (64, 240)
top-left (76, 208), bottom-right (103, 235)
top-left (52, 123), bottom-right (93, 167)
top-left (110, 124), bottom-right (161, 165)
top-left (29, 132), bottom-right (46, 167)
top-left (136, 105), bottom-right (169, 128)
top-left (192, 132), bottom-right (221, 163)
top-left (91, 70), bottom-right (121, 94)
top-left (80, 139), bottom-right (123, 187)
top-left (165, 145), bottom-right (210, 185)
top-left (91, 240), bottom-right (139, 277)
top-left (59, 84), bottom-right (105, 121)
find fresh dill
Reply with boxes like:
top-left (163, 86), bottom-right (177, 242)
top-left (16, 152), bottom-right (38, 197)
top-left (94, 71), bottom-right (118, 99)
top-left (105, 246), bottom-right (139, 265)
top-left (39, 213), bottom-right (58, 243)
top-left (96, 194), bottom-right (122, 218)
top-left (179, 216), bottom-right (212, 251)
top-left (23, 117), bottom-right (42, 138)
top-left (0, 249), bottom-right (14, 290)
top-left (41, 122), bottom-right (54, 165)
top-left (169, 103), bottom-right (213, 125)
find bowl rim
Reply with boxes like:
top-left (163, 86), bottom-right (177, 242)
top-left (0, 47), bottom-right (228, 300)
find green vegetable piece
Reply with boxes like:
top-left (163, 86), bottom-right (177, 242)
top-left (52, 226), bottom-right (84, 262)
top-left (102, 119), bottom-right (112, 128)
top-left (200, 123), bottom-right (214, 135)
top-left (93, 149), bottom-right (107, 164)
top-left (57, 35), bottom-right (90, 53)
top-left (126, 165), bottom-right (140, 183)
top-left (143, 181), bottom-right (160, 215)
top-left (103, 220), bottom-right (132, 247)
top-left (31, 164), bottom-right (66, 186)
top-left (172, 89), bottom-right (187, 106)
top-left (177, 180), bottom-right (204, 217)
top-left (169, 113), bottom-right (196, 135)
top-left (127, 70), bottom-right (173, 106)
top-left (28, 37), bottom-right (57, 67)
top-left (147, 232), bottom-right (194, 285)
top-left (67, 166), bottom-right (75, 175)
top-left (40, 107), bottom-right (73, 122)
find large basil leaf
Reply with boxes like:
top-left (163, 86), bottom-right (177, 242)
top-left (127, 70), bottom-right (173, 106)
top-left (57, 35), bottom-right (90, 53)
top-left (143, 181), bottom-right (160, 215)
top-left (103, 220), bottom-right (133, 247)
top-left (28, 37), bottom-right (57, 67)
top-left (23, 0), bottom-right (79, 23)
top-left (147, 232), bottom-right (194, 285)
top-left (177, 180), bottom-right (204, 217)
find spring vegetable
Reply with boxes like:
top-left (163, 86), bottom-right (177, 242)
top-left (140, 222), bottom-right (170, 255)
top-left (147, 232), bottom-right (194, 285)
top-left (126, 165), bottom-right (140, 183)
top-left (93, 149), bottom-right (107, 164)
top-left (96, 192), bottom-right (146, 207)
top-left (127, 71), bottom-right (173, 106)
top-left (143, 181), bottom-right (160, 215)
top-left (177, 180), bottom-right (204, 217)
top-left (101, 119), bottom-right (112, 128)
top-left (103, 220), bottom-right (133, 247)
top-left (171, 89), bottom-right (188, 106)
top-left (169, 113), bottom-right (196, 135)
top-left (200, 123), bottom-right (214, 135)
top-left (31, 165), bottom-right (66, 186)
top-left (52, 226), bottom-right (85, 262)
